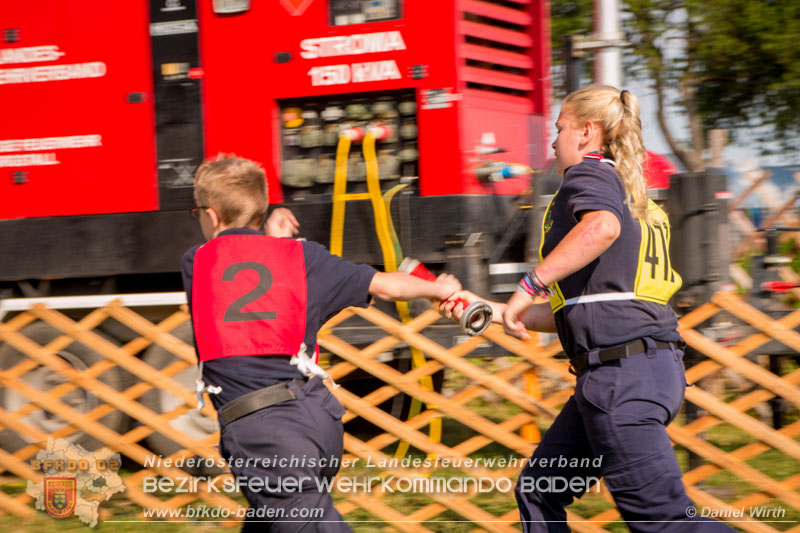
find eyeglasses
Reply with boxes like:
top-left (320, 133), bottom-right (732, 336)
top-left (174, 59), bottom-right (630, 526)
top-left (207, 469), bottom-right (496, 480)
top-left (189, 206), bottom-right (208, 219)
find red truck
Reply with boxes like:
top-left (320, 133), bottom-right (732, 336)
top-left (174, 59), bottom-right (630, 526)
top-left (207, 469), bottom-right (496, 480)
top-left (0, 0), bottom-right (553, 299)
top-left (0, 0), bottom-right (557, 457)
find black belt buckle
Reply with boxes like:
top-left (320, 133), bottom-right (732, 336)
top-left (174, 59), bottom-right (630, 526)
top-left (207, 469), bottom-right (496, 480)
top-left (571, 338), bottom-right (671, 374)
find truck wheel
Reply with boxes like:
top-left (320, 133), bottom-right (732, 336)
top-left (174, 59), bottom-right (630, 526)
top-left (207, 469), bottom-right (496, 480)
top-left (0, 322), bottom-right (128, 453)
top-left (139, 322), bottom-right (223, 475)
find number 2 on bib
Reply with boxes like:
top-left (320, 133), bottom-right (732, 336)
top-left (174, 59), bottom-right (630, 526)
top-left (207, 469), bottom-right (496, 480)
top-left (222, 261), bottom-right (277, 322)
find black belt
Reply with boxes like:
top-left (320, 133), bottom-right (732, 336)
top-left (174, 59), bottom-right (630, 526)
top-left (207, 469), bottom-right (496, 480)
top-left (570, 339), bottom-right (672, 373)
top-left (219, 378), bottom-right (306, 425)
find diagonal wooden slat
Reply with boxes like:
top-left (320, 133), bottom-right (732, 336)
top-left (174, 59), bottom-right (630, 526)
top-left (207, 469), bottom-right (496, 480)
top-left (678, 301), bottom-right (724, 329)
top-left (428, 493), bottom-right (520, 533)
top-left (2, 310), bottom-right (191, 453)
top-left (686, 485), bottom-right (782, 533)
top-left (713, 291), bottom-right (800, 352)
top-left (104, 303), bottom-right (195, 363)
top-left (683, 366), bottom-right (800, 436)
top-left (482, 326), bottom-right (574, 382)
top-left (0, 371), bottom-right (242, 515)
top-left (348, 308), bottom-right (558, 419)
top-left (341, 432), bottom-right (518, 532)
top-left (0, 489), bottom-right (35, 517)
top-left (346, 494), bottom-right (432, 533)
top-left (681, 418), bottom-right (800, 509)
top-left (683, 385), bottom-right (800, 461)
top-left (24, 305), bottom-right (214, 417)
top-left (4, 308), bottom-right (111, 382)
top-left (358, 360), bottom-right (540, 461)
top-left (681, 328), bottom-right (800, 407)
top-left (334, 340), bottom-right (564, 526)
top-left (667, 424), bottom-right (800, 508)
top-left (336, 386), bottom-right (492, 461)
top-left (336, 336), bottom-right (488, 430)
top-left (1, 352), bottom-right (183, 468)
top-left (0, 324), bottom-right (220, 460)
top-left (326, 333), bottom-right (534, 455)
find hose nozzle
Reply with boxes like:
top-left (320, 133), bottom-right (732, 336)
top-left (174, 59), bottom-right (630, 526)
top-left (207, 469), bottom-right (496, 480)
top-left (399, 257), bottom-right (493, 336)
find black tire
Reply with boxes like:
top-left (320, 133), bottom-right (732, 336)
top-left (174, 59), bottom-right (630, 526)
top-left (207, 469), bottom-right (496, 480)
top-left (0, 322), bottom-right (128, 452)
top-left (138, 322), bottom-right (223, 476)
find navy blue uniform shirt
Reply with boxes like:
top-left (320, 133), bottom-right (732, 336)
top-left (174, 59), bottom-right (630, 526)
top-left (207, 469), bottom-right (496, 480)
top-left (541, 155), bottom-right (680, 359)
top-left (181, 228), bottom-right (377, 408)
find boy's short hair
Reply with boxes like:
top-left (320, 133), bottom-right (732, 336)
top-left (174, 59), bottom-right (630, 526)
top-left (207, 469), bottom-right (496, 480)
top-left (194, 154), bottom-right (268, 229)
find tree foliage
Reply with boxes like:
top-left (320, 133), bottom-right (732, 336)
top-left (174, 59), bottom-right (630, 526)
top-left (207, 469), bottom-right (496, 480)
top-left (552, 0), bottom-right (800, 169)
top-left (627, 0), bottom-right (800, 168)
top-left (691, 0), bottom-right (800, 146)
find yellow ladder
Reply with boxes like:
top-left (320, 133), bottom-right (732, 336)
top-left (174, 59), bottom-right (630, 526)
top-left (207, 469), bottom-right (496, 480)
top-left (328, 129), bottom-right (441, 458)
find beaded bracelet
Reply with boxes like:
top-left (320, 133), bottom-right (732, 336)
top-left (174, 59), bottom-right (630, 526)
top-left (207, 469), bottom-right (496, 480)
top-left (517, 269), bottom-right (553, 298)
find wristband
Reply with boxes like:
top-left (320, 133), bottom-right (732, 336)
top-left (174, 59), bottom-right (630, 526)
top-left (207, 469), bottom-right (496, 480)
top-left (530, 269), bottom-right (553, 295)
top-left (517, 269), bottom-right (553, 299)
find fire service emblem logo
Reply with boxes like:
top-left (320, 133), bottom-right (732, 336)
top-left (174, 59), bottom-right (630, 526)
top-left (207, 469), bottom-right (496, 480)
top-left (44, 477), bottom-right (77, 518)
top-left (27, 437), bottom-right (125, 527)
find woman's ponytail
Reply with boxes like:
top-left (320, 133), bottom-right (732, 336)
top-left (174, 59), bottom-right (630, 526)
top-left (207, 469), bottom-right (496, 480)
top-left (609, 91), bottom-right (648, 221)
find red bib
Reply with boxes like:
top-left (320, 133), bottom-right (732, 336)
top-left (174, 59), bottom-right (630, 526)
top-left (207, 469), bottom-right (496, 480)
top-left (192, 235), bottom-right (307, 362)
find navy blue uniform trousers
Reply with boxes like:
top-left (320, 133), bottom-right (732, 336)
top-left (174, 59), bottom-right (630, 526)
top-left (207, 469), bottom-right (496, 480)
top-left (515, 340), bottom-right (736, 532)
top-left (219, 378), bottom-right (352, 532)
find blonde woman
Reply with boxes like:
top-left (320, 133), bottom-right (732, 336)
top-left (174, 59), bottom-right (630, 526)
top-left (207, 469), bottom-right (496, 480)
top-left (443, 86), bottom-right (734, 532)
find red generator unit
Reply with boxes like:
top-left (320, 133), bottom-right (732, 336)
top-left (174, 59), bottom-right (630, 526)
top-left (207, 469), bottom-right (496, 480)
top-left (0, 0), bottom-right (551, 297)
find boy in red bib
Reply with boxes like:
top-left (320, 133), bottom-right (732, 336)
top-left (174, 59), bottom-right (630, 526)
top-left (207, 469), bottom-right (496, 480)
top-left (182, 155), bottom-right (459, 531)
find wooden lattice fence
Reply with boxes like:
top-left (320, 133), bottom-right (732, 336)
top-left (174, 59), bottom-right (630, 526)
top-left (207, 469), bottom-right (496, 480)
top-left (0, 292), bottom-right (797, 531)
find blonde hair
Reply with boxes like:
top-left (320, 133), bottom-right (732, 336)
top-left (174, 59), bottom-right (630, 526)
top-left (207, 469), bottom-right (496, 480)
top-left (194, 154), bottom-right (268, 229)
top-left (564, 85), bottom-right (648, 220)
